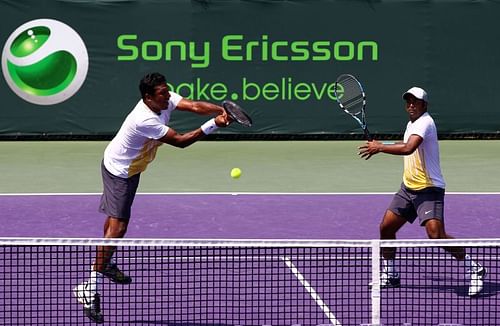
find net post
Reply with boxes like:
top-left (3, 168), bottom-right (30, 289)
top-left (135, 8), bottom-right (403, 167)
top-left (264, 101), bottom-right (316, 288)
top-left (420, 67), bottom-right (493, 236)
top-left (371, 240), bottom-right (381, 326)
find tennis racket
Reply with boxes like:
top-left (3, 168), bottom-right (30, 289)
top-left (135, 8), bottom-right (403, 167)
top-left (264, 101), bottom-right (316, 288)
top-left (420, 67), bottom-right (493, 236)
top-left (222, 100), bottom-right (253, 127)
top-left (333, 74), bottom-right (372, 141)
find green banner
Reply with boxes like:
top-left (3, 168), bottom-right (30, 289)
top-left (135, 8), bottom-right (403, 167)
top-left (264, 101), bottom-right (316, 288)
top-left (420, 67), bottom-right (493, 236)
top-left (1, 0), bottom-right (499, 137)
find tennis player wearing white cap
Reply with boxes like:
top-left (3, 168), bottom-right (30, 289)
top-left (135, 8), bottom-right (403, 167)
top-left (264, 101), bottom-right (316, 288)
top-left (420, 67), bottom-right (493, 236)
top-left (358, 86), bottom-right (486, 296)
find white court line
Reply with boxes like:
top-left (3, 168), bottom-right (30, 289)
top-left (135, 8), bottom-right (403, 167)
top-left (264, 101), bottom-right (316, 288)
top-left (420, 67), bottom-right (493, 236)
top-left (282, 256), bottom-right (342, 326)
top-left (0, 192), bottom-right (499, 196)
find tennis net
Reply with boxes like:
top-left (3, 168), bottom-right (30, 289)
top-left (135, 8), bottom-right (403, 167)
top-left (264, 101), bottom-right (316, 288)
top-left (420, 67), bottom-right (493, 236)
top-left (0, 238), bottom-right (498, 326)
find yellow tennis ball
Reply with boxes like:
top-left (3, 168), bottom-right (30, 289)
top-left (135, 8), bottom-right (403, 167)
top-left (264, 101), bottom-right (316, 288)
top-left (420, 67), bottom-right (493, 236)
top-left (230, 168), bottom-right (242, 179)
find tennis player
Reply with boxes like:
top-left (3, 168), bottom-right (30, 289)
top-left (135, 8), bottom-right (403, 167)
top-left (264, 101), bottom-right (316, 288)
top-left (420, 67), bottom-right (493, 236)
top-left (358, 86), bottom-right (486, 296)
top-left (73, 72), bottom-right (231, 323)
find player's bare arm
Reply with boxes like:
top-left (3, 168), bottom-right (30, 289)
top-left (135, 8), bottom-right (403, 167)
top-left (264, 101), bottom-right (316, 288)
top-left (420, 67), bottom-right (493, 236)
top-left (358, 134), bottom-right (423, 160)
top-left (176, 98), bottom-right (227, 118)
top-left (158, 114), bottom-right (229, 148)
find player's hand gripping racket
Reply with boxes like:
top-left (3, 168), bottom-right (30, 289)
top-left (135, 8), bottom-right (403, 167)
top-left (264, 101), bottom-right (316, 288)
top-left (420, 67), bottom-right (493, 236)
top-left (334, 74), bottom-right (372, 141)
top-left (222, 100), bottom-right (253, 127)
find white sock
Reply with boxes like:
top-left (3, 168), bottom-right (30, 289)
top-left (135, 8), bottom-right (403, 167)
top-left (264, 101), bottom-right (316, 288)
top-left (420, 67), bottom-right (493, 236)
top-left (464, 254), bottom-right (481, 273)
top-left (88, 270), bottom-right (103, 294)
top-left (382, 258), bottom-right (398, 276)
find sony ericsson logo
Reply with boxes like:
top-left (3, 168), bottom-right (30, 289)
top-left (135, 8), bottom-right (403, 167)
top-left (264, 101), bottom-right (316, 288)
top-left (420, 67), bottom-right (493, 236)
top-left (1, 19), bottom-right (88, 105)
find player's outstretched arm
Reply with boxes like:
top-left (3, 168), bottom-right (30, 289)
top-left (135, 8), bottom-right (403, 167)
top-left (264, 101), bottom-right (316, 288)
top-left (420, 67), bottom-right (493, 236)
top-left (358, 135), bottom-right (423, 160)
top-left (158, 115), bottom-right (229, 148)
top-left (176, 98), bottom-right (226, 117)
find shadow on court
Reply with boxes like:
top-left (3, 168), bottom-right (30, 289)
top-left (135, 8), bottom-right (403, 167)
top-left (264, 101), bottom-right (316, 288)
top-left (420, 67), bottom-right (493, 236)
top-left (130, 323), bottom-right (231, 326)
top-left (396, 278), bottom-right (500, 298)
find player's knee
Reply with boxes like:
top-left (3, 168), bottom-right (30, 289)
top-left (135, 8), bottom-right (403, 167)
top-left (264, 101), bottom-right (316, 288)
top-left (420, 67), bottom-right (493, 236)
top-left (426, 229), bottom-right (441, 239)
top-left (424, 221), bottom-right (443, 239)
top-left (105, 219), bottom-right (128, 238)
top-left (379, 210), bottom-right (404, 239)
top-left (380, 222), bottom-right (395, 239)
top-left (115, 223), bottom-right (128, 237)
top-left (117, 226), bottom-right (128, 237)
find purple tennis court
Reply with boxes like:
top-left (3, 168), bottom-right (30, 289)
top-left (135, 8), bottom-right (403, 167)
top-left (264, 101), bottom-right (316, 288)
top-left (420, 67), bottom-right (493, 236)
top-left (1, 193), bottom-right (499, 326)
top-left (1, 193), bottom-right (499, 239)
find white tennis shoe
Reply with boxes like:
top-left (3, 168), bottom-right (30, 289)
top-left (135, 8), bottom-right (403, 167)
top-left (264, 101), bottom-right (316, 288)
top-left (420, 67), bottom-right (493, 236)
top-left (369, 272), bottom-right (401, 288)
top-left (73, 281), bottom-right (104, 323)
top-left (468, 266), bottom-right (486, 296)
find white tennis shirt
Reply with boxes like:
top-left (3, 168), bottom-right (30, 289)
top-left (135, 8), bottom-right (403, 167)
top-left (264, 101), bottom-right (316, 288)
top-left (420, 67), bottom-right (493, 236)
top-left (403, 112), bottom-right (446, 190)
top-left (103, 92), bottom-right (182, 178)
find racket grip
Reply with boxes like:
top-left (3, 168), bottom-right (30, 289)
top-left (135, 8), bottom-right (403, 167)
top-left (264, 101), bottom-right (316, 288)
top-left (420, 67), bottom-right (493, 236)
top-left (364, 128), bottom-right (373, 141)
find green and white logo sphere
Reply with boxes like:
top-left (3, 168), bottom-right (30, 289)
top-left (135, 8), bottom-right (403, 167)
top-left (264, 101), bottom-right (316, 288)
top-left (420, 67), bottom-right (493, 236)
top-left (1, 19), bottom-right (88, 105)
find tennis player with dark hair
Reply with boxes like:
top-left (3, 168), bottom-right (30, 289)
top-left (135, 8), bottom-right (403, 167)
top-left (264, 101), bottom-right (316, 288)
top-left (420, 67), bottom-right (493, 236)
top-left (73, 72), bottom-right (231, 323)
top-left (358, 87), bottom-right (486, 296)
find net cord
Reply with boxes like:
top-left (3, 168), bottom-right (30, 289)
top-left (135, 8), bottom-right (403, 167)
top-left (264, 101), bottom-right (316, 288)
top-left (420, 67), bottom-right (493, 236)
top-left (0, 237), bottom-right (500, 247)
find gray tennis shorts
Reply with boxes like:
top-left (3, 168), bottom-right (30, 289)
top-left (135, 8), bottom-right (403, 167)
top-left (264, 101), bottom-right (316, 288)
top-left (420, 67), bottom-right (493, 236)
top-left (98, 161), bottom-right (140, 220)
top-left (388, 183), bottom-right (445, 226)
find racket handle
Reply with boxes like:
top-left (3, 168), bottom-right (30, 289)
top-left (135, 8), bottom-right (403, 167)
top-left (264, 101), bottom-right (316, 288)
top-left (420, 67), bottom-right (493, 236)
top-left (363, 127), bottom-right (373, 141)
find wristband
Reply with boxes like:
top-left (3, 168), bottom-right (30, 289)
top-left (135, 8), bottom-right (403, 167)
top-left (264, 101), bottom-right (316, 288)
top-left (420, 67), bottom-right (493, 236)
top-left (200, 118), bottom-right (218, 135)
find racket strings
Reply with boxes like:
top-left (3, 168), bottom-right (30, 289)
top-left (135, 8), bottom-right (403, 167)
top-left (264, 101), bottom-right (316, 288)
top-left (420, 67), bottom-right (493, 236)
top-left (336, 78), bottom-right (365, 116)
top-left (335, 74), bottom-right (371, 139)
top-left (223, 101), bottom-right (252, 127)
top-left (229, 107), bottom-right (251, 124)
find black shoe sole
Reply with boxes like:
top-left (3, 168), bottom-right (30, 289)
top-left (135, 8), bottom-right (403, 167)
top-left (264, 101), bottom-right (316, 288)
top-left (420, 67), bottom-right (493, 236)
top-left (101, 269), bottom-right (133, 284)
top-left (381, 282), bottom-right (401, 289)
top-left (103, 275), bottom-right (132, 284)
top-left (369, 280), bottom-right (401, 289)
top-left (84, 309), bottom-right (104, 324)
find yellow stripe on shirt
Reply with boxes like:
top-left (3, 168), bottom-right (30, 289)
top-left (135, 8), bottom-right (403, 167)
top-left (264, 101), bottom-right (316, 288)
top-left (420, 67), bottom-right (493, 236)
top-left (403, 148), bottom-right (433, 190)
top-left (128, 139), bottom-right (163, 177)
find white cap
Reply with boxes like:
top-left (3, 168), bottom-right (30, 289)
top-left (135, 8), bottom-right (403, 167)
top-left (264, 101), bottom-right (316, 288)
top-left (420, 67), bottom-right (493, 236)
top-left (403, 87), bottom-right (428, 102)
